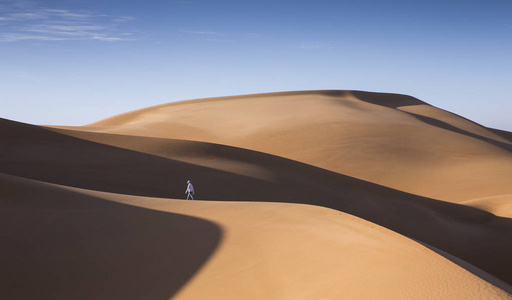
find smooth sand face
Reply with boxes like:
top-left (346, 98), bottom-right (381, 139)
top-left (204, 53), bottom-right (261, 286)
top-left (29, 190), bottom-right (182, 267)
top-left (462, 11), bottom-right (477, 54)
top-left (2, 90), bottom-right (512, 299)
top-left (81, 188), bottom-right (512, 300)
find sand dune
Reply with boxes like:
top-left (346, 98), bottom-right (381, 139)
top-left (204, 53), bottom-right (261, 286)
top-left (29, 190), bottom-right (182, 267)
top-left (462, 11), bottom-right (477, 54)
top-left (2, 90), bottom-right (512, 299)
top-left (57, 90), bottom-right (512, 203)
top-left (5, 117), bottom-right (512, 284)
top-left (1, 173), bottom-right (509, 299)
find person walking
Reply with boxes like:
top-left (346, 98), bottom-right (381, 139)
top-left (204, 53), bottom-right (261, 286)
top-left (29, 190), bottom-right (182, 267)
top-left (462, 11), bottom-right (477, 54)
top-left (185, 180), bottom-right (195, 200)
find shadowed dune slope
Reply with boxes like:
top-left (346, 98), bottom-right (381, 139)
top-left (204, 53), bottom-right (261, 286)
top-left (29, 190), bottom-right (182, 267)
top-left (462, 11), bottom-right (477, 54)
top-left (3, 118), bottom-right (512, 286)
top-left (463, 194), bottom-right (512, 218)
top-left (66, 90), bottom-right (512, 203)
top-left (0, 172), bottom-right (221, 300)
top-left (490, 128), bottom-right (512, 143)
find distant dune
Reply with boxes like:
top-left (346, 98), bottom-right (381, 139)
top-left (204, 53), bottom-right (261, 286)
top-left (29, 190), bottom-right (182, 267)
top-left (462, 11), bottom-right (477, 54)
top-left (2, 90), bottom-right (511, 299)
top-left (78, 90), bottom-right (512, 202)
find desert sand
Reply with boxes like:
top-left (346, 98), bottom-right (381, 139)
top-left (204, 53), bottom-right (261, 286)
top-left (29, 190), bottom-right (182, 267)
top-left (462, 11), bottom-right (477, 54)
top-left (1, 90), bottom-right (511, 299)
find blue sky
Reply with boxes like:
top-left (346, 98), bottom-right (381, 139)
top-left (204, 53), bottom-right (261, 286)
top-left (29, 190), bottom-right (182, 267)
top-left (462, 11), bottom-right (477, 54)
top-left (1, 0), bottom-right (511, 130)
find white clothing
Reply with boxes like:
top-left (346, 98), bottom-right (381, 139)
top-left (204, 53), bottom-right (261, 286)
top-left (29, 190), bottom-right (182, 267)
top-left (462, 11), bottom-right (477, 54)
top-left (186, 183), bottom-right (194, 194)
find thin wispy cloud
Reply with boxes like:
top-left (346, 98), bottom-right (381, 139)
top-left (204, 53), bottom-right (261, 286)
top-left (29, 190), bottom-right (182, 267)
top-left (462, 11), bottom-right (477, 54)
top-left (8, 12), bottom-right (48, 20)
top-left (0, 5), bottom-right (136, 42)
top-left (182, 30), bottom-right (222, 35)
top-left (113, 16), bottom-right (135, 23)
top-left (0, 33), bottom-right (65, 42)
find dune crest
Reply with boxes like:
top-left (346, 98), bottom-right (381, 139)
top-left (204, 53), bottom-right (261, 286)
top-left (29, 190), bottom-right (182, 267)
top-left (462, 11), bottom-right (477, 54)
top-left (58, 90), bottom-right (512, 203)
top-left (463, 194), bottom-right (512, 218)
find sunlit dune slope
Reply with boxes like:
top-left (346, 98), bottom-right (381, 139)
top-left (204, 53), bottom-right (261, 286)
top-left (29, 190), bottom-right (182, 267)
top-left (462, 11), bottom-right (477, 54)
top-left (68, 90), bottom-right (512, 202)
top-left (3, 117), bottom-right (512, 286)
top-left (1, 173), bottom-right (509, 300)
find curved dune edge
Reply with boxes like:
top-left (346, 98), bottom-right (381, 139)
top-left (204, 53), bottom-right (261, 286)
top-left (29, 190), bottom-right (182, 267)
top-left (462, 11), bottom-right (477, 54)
top-left (0, 172), bottom-right (222, 300)
top-left (463, 195), bottom-right (512, 218)
top-left (47, 181), bottom-right (512, 299)
top-left (53, 90), bottom-right (512, 203)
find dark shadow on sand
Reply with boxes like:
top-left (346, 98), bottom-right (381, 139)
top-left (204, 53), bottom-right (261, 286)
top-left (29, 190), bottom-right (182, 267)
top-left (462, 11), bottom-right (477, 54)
top-left (352, 91), bottom-right (512, 152)
top-left (351, 90), bottom-right (427, 108)
top-left (0, 173), bottom-right (222, 300)
top-left (405, 112), bottom-right (512, 152)
top-left (488, 128), bottom-right (512, 144)
top-left (414, 239), bottom-right (512, 295)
